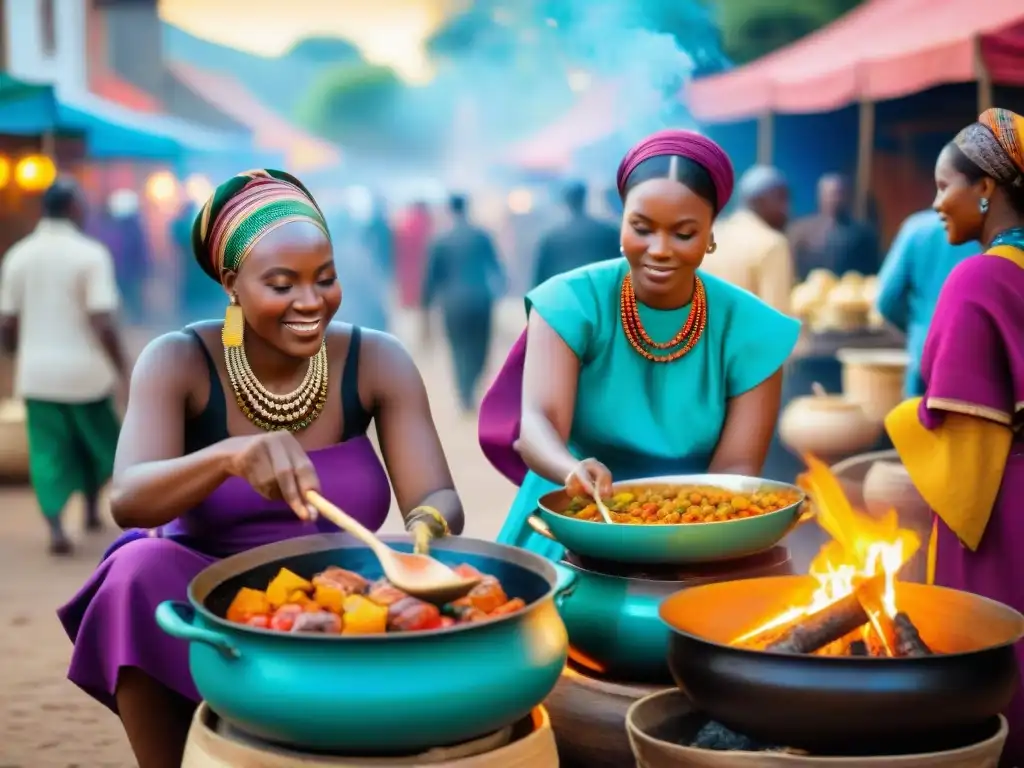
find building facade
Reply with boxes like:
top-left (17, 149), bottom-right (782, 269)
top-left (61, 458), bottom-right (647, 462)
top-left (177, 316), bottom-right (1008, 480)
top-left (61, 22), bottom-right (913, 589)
top-left (3, 0), bottom-right (91, 91)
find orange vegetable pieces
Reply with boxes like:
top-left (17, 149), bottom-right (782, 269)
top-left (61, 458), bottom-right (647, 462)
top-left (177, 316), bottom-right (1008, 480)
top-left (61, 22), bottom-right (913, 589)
top-left (313, 584), bottom-right (346, 614)
top-left (266, 568), bottom-right (313, 608)
top-left (342, 595), bottom-right (388, 635)
top-left (226, 587), bottom-right (270, 623)
top-left (464, 578), bottom-right (508, 614)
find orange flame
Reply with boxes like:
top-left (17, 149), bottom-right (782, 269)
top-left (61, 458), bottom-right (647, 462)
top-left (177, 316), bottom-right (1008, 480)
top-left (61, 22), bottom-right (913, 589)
top-left (734, 455), bottom-right (920, 645)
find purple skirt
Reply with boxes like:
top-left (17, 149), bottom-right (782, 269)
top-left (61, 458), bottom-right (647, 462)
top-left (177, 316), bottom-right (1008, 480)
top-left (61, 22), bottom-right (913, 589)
top-left (57, 532), bottom-right (217, 710)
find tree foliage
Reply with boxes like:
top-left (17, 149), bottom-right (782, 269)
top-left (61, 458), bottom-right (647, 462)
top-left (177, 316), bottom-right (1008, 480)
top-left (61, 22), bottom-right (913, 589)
top-left (295, 63), bottom-right (403, 146)
top-left (706, 0), bottom-right (863, 65)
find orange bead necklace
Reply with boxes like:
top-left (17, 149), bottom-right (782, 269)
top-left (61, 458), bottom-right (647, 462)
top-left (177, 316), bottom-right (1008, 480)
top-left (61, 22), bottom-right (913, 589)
top-left (619, 273), bottom-right (707, 363)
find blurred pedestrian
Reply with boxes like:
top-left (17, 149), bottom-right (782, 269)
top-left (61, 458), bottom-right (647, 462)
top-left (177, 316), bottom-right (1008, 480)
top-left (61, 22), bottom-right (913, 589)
top-left (173, 200), bottom-right (219, 323)
top-left (88, 189), bottom-right (150, 324)
top-left (789, 173), bottom-right (880, 279)
top-left (423, 194), bottom-right (506, 412)
top-left (533, 182), bottom-right (619, 287)
top-left (395, 201), bottom-right (433, 308)
top-left (703, 165), bottom-right (794, 313)
top-left (363, 194), bottom-right (394, 281)
top-left (0, 178), bottom-right (127, 554)
top-left (875, 209), bottom-right (975, 396)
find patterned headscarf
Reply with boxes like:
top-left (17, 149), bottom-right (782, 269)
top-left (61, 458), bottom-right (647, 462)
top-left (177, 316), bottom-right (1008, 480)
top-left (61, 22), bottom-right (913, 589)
top-left (616, 129), bottom-right (735, 211)
top-left (192, 169), bottom-right (330, 281)
top-left (954, 108), bottom-right (1024, 188)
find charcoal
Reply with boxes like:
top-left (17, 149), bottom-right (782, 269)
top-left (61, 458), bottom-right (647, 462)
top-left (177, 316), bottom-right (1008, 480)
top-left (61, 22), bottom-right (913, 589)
top-left (687, 721), bottom-right (782, 752)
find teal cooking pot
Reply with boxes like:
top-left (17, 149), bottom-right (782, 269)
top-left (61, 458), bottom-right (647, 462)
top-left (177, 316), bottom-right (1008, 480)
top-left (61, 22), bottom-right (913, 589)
top-left (534, 474), bottom-right (811, 565)
top-left (552, 546), bottom-right (794, 683)
top-left (155, 534), bottom-right (576, 754)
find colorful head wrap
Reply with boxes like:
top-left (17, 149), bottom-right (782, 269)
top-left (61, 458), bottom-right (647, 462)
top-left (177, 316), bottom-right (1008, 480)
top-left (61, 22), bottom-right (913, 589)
top-left (192, 169), bottom-right (329, 281)
top-left (953, 108), bottom-right (1024, 188)
top-left (616, 129), bottom-right (735, 210)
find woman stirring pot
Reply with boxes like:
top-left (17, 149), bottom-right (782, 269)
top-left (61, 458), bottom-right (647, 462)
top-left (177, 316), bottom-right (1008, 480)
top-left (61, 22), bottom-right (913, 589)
top-left (886, 109), bottom-right (1024, 767)
top-left (480, 131), bottom-right (801, 560)
top-left (57, 170), bottom-right (464, 768)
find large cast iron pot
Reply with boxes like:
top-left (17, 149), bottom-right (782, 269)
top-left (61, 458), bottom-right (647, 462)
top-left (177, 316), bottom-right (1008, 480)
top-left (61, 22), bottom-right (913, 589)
top-left (534, 474), bottom-right (809, 565)
top-left (156, 534), bottom-right (576, 754)
top-left (660, 575), bottom-right (1024, 754)
top-left (556, 547), bottom-right (793, 683)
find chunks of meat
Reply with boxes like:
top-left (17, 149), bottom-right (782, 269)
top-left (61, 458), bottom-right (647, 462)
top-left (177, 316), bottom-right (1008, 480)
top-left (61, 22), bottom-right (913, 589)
top-left (312, 566), bottom-right (369, 596)
top-left (290, 611), bottom-right (343, 633)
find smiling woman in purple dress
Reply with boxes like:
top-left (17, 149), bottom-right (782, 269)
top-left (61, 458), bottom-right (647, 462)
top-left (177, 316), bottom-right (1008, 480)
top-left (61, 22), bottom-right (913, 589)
top-left (57, 170), bottom-right (464, 768)
top-left (886, 109), bottom-right (1024, 767)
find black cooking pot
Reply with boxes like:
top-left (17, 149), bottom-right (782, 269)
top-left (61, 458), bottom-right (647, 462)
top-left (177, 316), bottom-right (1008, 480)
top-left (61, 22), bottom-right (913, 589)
top-left (660, 575), bottom-right (1024, 754)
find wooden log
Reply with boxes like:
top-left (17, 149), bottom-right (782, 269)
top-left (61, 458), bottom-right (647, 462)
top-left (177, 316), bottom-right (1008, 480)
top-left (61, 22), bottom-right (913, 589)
top-left (848, 639), bottom-right (869, 656)
top-left (854, 574), bottom-right (898, 656)
top-left (893, 612), bottom-right (932, 657)
top-left (762, 575), bottom-right (884, 655)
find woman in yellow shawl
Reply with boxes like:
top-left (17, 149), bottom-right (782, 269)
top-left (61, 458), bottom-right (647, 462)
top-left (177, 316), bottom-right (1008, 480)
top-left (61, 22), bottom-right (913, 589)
top-left (886, 108), bottom-right (1024, 766)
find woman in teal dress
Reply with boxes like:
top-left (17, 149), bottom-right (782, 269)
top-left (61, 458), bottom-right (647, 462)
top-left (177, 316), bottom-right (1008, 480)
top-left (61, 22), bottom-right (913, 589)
top-left (479, 130), bottom-right (801, 560)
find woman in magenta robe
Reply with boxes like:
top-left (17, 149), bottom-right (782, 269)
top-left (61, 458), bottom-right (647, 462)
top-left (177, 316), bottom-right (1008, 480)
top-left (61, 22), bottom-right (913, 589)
top-left (886, 108), bottom-right (1024, 767)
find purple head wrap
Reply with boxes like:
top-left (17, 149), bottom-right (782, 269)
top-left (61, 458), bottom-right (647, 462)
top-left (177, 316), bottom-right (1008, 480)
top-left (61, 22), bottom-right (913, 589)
top-left (616, 129), bottom-right (735, 211)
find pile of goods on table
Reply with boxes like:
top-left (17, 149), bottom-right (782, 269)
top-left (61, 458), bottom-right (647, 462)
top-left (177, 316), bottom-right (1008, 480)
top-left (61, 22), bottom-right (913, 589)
top-left (561, 484), bottom-right (803, 525)
top-left (790, 269), bottom-right (883, 332)
top-left (225, 563), bottom-right (525, 634)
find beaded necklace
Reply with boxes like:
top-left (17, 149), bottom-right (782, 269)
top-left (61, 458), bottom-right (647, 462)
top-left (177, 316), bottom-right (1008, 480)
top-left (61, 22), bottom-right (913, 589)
top-left (224, 342), bottom-right (329, 432)
top-left (619, 273), bottom-right (707, 363)
top-left (990, 226), bottom-right (1024, 251)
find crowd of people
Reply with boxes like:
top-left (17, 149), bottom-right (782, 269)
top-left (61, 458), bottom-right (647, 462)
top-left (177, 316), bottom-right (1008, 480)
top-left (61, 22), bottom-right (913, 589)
top-left (0, 108), bottom-right (1022, 766)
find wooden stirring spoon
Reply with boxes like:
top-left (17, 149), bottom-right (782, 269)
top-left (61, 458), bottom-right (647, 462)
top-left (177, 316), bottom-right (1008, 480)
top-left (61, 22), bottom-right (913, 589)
top-left (593, 489), bottom-right (616, 524)
top-left (306, 491), bottom-right (480, 605)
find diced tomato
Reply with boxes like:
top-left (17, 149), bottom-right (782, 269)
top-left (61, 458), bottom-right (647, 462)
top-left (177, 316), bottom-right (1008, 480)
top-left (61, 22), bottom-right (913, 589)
top-left (439, 616), bottom-right (456, 628)
top-left (453, 563), bottom-right (484, 580)
top-left (489, 598), bottom-right (526, 617)
top-left (270, 604), bottom-right (303, 632)
top-left (245, 615), bottom-right (270, 629)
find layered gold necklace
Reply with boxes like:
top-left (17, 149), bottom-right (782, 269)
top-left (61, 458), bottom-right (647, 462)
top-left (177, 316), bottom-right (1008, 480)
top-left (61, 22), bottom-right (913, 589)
top-left (224, 341), bottom-right (329, 432)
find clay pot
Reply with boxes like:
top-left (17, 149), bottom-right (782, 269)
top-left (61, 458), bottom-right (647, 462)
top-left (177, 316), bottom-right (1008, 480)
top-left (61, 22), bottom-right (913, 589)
top-left (627, 689), bottom-right (1008, 767)
top-left (837, 348), bottom-right (909, 423)
top-left (779, 387), bottom-right (882, 460)
top-left (0, 399), bottom-right (29, 480)
top-left (182, 703), bottom-right (558, 768)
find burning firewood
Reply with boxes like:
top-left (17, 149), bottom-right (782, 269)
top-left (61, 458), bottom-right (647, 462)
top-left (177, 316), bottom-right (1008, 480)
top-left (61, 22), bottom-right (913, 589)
top-left (854, 575), bottom-right (932, 657)
top-left (893, 612), bottom-right (932, 657)
top-left (758, 574), bottom-right (884, 655)
top-left (848, 639), bottom-right (869, 656)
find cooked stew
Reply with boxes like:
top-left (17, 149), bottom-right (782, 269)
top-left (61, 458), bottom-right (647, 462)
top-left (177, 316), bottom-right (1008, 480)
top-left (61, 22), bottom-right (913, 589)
top-left (563, 485), bottom-right (802, 525)
top-left (225, 564), bottom-right (526, 634)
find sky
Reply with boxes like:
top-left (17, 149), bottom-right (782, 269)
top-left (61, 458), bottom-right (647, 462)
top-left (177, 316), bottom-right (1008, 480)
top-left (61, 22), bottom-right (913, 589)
top-left (157, 0), bottom-right (466, 82)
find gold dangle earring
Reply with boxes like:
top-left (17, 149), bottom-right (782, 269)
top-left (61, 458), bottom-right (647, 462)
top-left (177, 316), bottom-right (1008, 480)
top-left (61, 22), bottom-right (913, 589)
top-left (706, 236), bottom-right (717, 254)
top-left (222, 294), bottom-right (244, 348)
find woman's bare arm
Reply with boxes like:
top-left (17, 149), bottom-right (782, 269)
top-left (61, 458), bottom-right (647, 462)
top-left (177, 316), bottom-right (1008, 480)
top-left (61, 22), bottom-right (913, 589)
top-left (514, 312), bottom-right (582, 485)
top-left (367, 332), bottom-right (464, 534)
top-left (707, 370), bottom-right (783, 476)
top-left (109, 333), bottom-right (239, 529)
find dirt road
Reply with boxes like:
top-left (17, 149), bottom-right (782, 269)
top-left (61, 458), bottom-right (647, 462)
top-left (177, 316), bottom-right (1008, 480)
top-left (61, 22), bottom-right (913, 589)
top-left (0, 309), bottom-right (523, 767)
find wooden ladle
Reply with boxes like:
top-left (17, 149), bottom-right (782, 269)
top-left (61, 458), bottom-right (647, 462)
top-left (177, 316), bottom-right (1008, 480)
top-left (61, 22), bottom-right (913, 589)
top-left (593, 489), bottom-right (616, 524)
top-left (306, 491), bottom-right (480, 605)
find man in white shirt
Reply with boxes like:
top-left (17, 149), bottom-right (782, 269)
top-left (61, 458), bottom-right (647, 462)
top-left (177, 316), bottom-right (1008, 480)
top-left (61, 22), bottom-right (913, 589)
top-left (0, 178), bottom-right (127, 555)
top-left (702, 166), bottom-right (795, 314)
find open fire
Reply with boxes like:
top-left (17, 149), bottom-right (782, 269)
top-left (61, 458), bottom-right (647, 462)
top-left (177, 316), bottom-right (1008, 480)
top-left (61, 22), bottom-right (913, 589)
top-left (733, 455), bottom-right (933, 657)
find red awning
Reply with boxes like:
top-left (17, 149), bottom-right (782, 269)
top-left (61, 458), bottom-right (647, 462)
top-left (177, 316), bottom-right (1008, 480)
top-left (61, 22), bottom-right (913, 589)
top-left (505, 82), bottom-right (624, 173)
top-left (168, 61), bottom-right (342, 172)
top-left (91, 73), bottom-right (162, 113)
top-left (687, 0), bottom-right (1024, 122)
